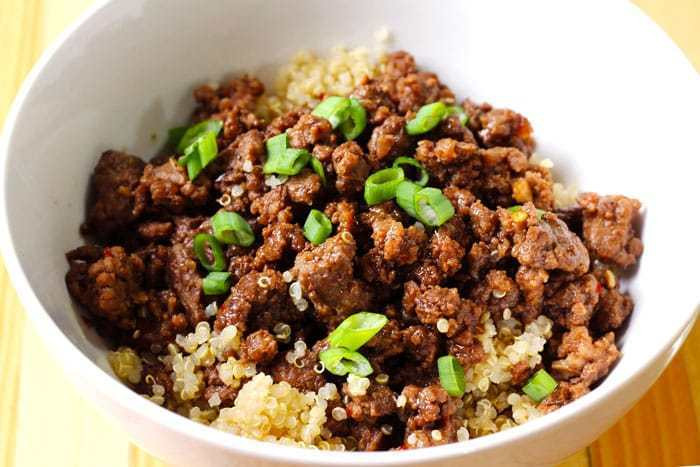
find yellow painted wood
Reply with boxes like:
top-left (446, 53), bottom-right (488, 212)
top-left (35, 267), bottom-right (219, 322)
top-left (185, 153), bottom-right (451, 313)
top-left (0, 1), bottom-right (698, 466)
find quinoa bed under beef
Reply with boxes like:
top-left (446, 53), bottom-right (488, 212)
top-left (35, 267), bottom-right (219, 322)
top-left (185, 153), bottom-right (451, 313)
top-left (65, 50), bottom-right (643, 451)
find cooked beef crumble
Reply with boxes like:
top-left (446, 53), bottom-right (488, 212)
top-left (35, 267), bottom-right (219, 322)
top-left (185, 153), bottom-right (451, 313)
top-left (66, 51), bottom-right (643, 451)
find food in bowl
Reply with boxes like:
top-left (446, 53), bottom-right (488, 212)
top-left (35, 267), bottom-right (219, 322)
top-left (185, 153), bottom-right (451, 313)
top-left (64, 49), bottom-right (643, 451)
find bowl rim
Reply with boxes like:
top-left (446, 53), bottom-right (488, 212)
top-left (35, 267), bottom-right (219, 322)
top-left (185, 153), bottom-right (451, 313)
top-left (1, 0), bottom-right (699, 464)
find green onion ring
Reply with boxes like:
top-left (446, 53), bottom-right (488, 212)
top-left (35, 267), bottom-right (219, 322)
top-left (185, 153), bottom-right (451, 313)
top-left (413, 187), bottom-right (455, 227)
top-left (328, 312), bottom-right (388, 351)
top-left (339, 98), bottom-right (367, 140)
top-left (303, 209), bottom-right (333, 245)
top-left (193, 233), bottom-right (227, 272)
top-left (202, 271), bottom-right (232, 295)
top-left (363, 167), bottom-right (405, 206)
top-left (211, 210), bottom-right (255, 247)
top-left (392, 156), bottom-right (429, 186)
top-left (319, 347), bottom-right (373, 377)
top-left (437, 355), bottom-right (466, 397)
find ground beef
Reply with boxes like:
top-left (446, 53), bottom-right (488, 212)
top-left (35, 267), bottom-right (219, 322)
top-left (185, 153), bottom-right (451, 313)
top-left (351, 75), bottom-right (396, 125)
top-left (400, 384), bottom-right (461, 447)
top-left (241, 329), bottom-right (279, 364)
top-left (514, 266), bottom-right (549, 322)
top-left (287, 113), bottom-right (334, 149)
top-left (293, 234), bottom-right (373, 327)
top-left (343, 383), bottom-right (397, 423)
top-left (133, 158), bottom-right (211, 216)
top-left (579, 193), bottom-right (643, 268)
top-left (214, 270), bottom-right (301, 333)
top-left (253, 221), bottom-right (306, 269)
top-left (137, 220), bottom-right (174, 241)
top-left (593, 287), bottom-right (633, 334)
top-left (414, 138), bottom-right (479, 186)
top-left (367, 116), bottom-right (411, 168)
top-left (167, 241), bottom-right (205, 326)
top-left (215, 130), bottom-right (266, 213)
top-left (332, 142), bottom-right (371, 195)
top-left (550, 326), bottom-right (619, 388)
top-left (286, 169), bottom-right (322, 205)
top-left (544, 274), bottom-right (600, 329)
top-left (464, 100), bottom-right (535, 155)
top-left (362, 203), bottom-right (427, 266)
top-left (250, 187), bottom-right (293, 225)
top-left (270, 340), bottom-right (327, 392)
top-left (86, 150), bottom-right (145, 238)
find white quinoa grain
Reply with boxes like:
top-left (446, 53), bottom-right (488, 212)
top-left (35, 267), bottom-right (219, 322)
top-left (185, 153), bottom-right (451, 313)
top-left (230, 184), bottom-right (244, 197)
top-left (436, 318), bottom-right (449, 333)
top-left (331, 407), bottom-right (347, 421)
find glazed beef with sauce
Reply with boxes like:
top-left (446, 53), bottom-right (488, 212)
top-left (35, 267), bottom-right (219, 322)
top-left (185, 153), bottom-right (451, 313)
top-left (65, 51), bottom-right (643, 450)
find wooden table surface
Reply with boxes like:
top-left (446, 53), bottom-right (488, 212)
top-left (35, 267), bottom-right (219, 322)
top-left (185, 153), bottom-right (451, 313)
top-left (1, 1), bottom-right (699, 466)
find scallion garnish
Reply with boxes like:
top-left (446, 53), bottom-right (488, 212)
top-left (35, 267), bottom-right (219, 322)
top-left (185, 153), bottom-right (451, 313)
top-left (312, 96), bottom-right (351, 129)
top-left (363, 167), bottom-right (405, 205)
top-left (414, 187), bottom-right (455, 227)
top-left (202, 271), bottom-right (232, 295)
top-left (328, 312), bottom-right (388, 351)
top-left (266, 132), bottom-right (288, 156)
top-left (522, 369), bottom-right (558, 402)
top-left (446, 105), bottom-right (468, 126)
top-left (303, 209), bottom-right (332, 245)
top-left (310, 157), bottom-right (327, 186)
top-left (264, 148), bottom-right (311, 176)
top-left (405, 102), bottom-right (448, 135)
top-left (339, 98), bottom-right (367, 140)
top-left (392, 157), bottom-right (429, 186)
top-left (193, 233), bottom-right (226, 272)
top-left (171, 119), bottom-right (224, 180)
top-left (395, 181), bottom-right (421, 218)
top-left (437, 355), bottom-right (466, 397)
top-left (211, 210), bottom-right (255, 247)
top-left (319, 347), bottom-right (373, 377)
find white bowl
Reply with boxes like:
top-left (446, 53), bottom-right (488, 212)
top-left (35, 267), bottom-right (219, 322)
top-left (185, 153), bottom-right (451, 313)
top-left (2, 0), bottom-right (699, 465)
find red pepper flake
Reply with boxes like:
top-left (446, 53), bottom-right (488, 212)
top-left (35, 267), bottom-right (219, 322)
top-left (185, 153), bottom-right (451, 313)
top-left (103, 247), bottom-right (112, 258)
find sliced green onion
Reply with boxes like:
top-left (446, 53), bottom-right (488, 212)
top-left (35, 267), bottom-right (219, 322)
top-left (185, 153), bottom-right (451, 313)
top-left (193, 233), bottom-right (226, 272)
top-left (175, 119), bottom-right (223, 154)
top-left (264, 148), bottom-right (311, 176)
top-left (446, 105), bottom-right (468, 126)
top-left (167, 126), bottom-right (187, 148)
top-left (392, 157), bottom-right (429, 186)
top-left (211, 210), bottom-right (255, 247)
top-left (437, 355), bottom-right (466, 397)
top-left (312, 96), bottom-right (351, 128)
top-left (522, 369), bottom-right (558, 402)
top-left (328, 312), bottom-right (388, 351)
top-left (266, 132), bottom-right (288, 156)
top-left (414, 187), bottom-right (455, 227)
top-left (339, 98), bottom-right (367, 140)
top-left (310, 157), bottom-right (327, 186)
top-left (319, 347), bottom-right (373, 377)
top-left (508, 205), bottom-right (545, 220)
top-left (179, 142), bottom-right (204, 180)
top-left (396, 181), bottom-right (421, 218)
top-left (364, 168), bottom-right (405, 205)
top-left (303, 209), bottom-right (332, 245)
top-left (196, 130), bottom-right (219, 168)
top-left (202, 271), bottom-right (232, 295)
top-left (405, 102), bottom-right (448, 135)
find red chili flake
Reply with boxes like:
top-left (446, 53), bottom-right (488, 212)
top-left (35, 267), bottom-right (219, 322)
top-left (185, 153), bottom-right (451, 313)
top-left (103, 247), bottom-right (113, 258)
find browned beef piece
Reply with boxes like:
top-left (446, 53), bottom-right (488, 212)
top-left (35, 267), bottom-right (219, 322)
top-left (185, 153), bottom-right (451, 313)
top-left (364, 319), bottom-right (404, 366)
top-left (332, 142), bottom-right (371, 195)
top-left (241, 329), bottom-right (278, 364)
top-left (514, 266), bottom-right (549, 322)
top-left (129, 290), bottom-right (189, 351)
top-left (66, 246), bottom-right (146, 329)
top-left (133, 158), bottom-right (210, 216)
top-left (202, 365), bottom-right (240, 407)
top-left (538, 381), bottom-right (590, 414)
top-left (324, 200), bottom-right (358, 233)
top-left (400, 384), bottom-right (461, 447)
top-left (351, 424), bottom-right (386, 451)
top-left (137, 221), bottom-right (173, 241)
top-left (414, 138), bottom-right (480, 186)
top-left (466, 147), bottom-right (530, 207)
top-left (517, 168), bottom-right (555, 211)
top-left (579, 193), bottom-right (643, 268)
top-left (467, 199), bottom-right (498, 241)
top-left (286, 169), bottom-right (322, 205)
top-left (403, 281), bottom-right (464, 325)
top-left (214, 270), bottom-right (301, 333)
top-left (443, 186), bottom-right (476, 217)
top-left (362, 203), bottom-right (427, 267)
top-left (137, 244), bottom-right (170, 289)
top-left (436, 114), bottom-right (478, 144)
top-left (550, 326), bottom-right (619, 387)
top-left (264, 109), bottom-right (306, 138)
top-left (343, 383), bottom-right (397, 423)
top-left (215, 130), bottom-right (266, 213)
top-left (544, 274), bottom-right (600, 329)
top-left (86, 150), bottom-right (145, 238)
top-left (226, 246), bottom-right (255, 282)
top-left (367, 116), bottom-right (411, 168)
top-left (511, 209), bottom-right (590, 275)
top-left (593, 288), bottom-right (633, 334)
top-left (469, 269), bottom-right (520, 313)
top-left (193, 75), bottom-right (264, 118)
top-left (293, 233), bottom-right (373, 327)
top-left (287, 114), bottom-right (334, 149)
top-left (250, 186), bottom-right (293, 226)
top-left (401, 325), bottom-right (440, 372)
top-left (412, 217), bottom-right (468, 287)
top-left (463, 99), bottom-right (535, 155)
top-left (269, 340), bottom-right (327, 392)
top-left (351, 75), bottom-right (396, 125)
top-left (253, 222), bottom-right (306, 269)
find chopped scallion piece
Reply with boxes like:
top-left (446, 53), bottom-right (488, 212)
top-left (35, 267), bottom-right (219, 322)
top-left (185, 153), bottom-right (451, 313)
top-left (405, 102), bottom-right (448, 135)
top-left (446, 105), bottom-right (468, 126)
top-left (319, 347), bottom-right (373, 377)
top-left (395, 181), bottom-right (421, 218)
top-left (437, 355), bottom-right (466, 397)
top-left (310, 157), bottom-right (327, 186)
top-left (167, 126), bottom-right (187, 148)
top-left (193, 233), bottom-right (226, 272)
top-left (522, 369), bottom-right (558, 402)
top-left (392, 157), bottom-right (429, 186)
top-left (328, 312), bottom-right (388, 351)
top-left (364, 168), bottom-right (405, 205)
top-left (175, 119), bottom-right (223, 154)
top-left (202, 271), bottom-right (232, 295)
top-left (266, 132), bottom-right (288, 156)
top-left (414, 187), bottom-right (455, 227)
top-left (339, 98), bottom-right (367, 140)
top-left (264, 148), bottom-right (311, 176)
top-left (303, 209), bottom-right (332, 245)
top-left (312, 96), bottom-right (351, 129)
top-left (211, 210), bottom-right (255, 247)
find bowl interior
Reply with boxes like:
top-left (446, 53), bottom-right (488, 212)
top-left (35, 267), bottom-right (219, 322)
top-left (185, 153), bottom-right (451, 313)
top-left (3, 0), bottom-right (700, 462)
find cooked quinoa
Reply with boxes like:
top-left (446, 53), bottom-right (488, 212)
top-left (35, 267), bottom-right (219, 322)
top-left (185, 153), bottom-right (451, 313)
top-left (68, 46), bottom-right (643, 451)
